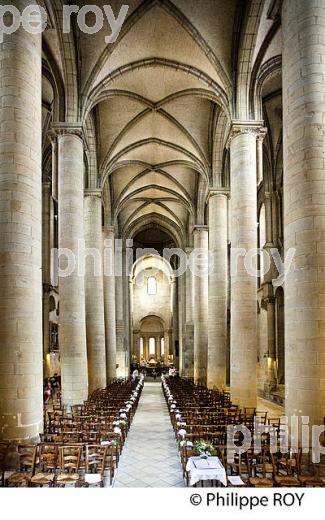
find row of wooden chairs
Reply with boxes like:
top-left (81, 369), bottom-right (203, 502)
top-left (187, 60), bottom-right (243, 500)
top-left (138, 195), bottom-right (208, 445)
top-left (180, 445), bottom-right (325, 488)
top-left (3, 443), bottom-right (112, 487)
top-left (1, 378), bottom-right (143, 487)
top-left (163, 377), bottom-right (325, 488)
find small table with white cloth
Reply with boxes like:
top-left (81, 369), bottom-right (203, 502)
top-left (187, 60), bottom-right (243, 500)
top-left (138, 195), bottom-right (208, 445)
top-left (186, 456), bottom-right (227, 487)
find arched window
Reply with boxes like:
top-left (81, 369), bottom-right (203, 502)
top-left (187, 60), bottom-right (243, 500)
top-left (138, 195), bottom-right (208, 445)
top-left (149, 337), bottom-right (156, 356)
top-left (140, 337), bottom-right (144, 357)
top-left (160, 337), bottom-right (165, 356)
top-left (147, 276), bottom-right (157, 295)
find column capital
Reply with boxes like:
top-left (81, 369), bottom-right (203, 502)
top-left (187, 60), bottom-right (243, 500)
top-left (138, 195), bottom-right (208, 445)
top-left (227, 120), bottom-right (267, 148)
top-left (49, 122), bottom-right (85, 144)
top-left (84, 188), bottom-right (102, 199)
top-left (193, 225), bottom-right (209, 233)
top-left (207, 187), bottom-right (230, 202)
top-left (103, 225), bottom-right (116, 235)
top-left (257, 127), bottom-right (268, 143)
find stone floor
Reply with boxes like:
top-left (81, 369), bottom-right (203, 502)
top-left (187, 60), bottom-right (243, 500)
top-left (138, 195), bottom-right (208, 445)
top-left (113, 381), bottom-right (185, 488)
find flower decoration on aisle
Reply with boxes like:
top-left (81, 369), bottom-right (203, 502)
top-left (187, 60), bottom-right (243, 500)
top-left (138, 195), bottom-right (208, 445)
top-left (193, 440), bottom-right (216, 458)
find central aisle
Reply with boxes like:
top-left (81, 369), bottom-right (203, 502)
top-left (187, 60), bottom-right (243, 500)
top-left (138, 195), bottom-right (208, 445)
top-left (113, 381), bottom-right (185, 487)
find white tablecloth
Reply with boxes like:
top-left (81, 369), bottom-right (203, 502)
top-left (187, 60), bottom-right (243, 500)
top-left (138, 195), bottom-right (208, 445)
top-left (186, 456), bottom-right (227, 487)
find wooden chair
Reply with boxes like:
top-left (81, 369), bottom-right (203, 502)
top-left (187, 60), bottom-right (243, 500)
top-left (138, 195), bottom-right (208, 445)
top-left (180, 446), bottom-right (195, 486)
top-left (221, 449), bottom-right (248, 487)
top-left (56, 446), bottom-right (81, 487)
top-left (30, 443), bottom-right (59, 487)
top-left (271, 452), bottom-right (300, 487)
top-left (83, 445), bottom-right (108, 487)
top-left (5, 445), bottom-right (37, 487)
top-left (248, 449), bottom-right (274, 487)
top-left (101, 444), bottom-right (119, 485)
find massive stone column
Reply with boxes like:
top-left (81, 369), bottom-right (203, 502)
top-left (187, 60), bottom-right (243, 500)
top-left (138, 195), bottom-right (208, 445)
top-left (42, 182), bottom-right (52, 379)
top-left (122, 247), bottom-right (132, 377)
top-left (103, 226), bottom-right (117, 381)
top-left (115, 239), bottom-right (126, 377)
top-left (193, 226), bottom-right (209, 385)
top-left (171, 278), bottom-right (179, 366)
top-left (53, 123), bottom-right (88, 405)
top-left (184, 248), bottom-right (194, 377)
top-left (0, 3), bottom-right (43, 439)
top-left (262, 193), bottom-right (277, 390)
top-left (229, 122), bottom-right (262, 409)
top-left (207, 189), bottom-right (229, 390)
top-left (84, 190), bottom-right (106, 393)
top-left (178, 272), bottom-right (186, 375)
top-left (283, 0), bottom-right (325, 426)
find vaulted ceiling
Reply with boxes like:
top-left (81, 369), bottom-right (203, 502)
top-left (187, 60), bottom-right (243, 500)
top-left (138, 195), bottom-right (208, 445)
top-left (78, 0), bottom-right (239, 244)
top-left (42, 0), bottom-right (283, 247)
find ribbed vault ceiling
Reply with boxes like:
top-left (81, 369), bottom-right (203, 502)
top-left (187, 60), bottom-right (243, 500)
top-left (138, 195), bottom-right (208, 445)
top-left (78, 0), bottom-right (238, 241)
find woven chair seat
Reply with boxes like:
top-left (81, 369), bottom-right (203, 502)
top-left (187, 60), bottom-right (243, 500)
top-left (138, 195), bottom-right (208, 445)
top-left (56, 473), bottom-right (79, 483)
top-left (7, 472), bottom-right (32, 484)
top-left (31, 472), bottom-right (55, 484)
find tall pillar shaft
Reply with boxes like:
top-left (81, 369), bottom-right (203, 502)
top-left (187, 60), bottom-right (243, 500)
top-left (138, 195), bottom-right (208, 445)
top-left (178, 272), bottom-right (185, 375)
top-left (55, 125), bottom-right (88, 405)
top-left (171, 279), bottom-right (178, 365)
top-left (84, 191), bottom-right (106, 392)
top-left (103, 226), bottom-right (117, 381)
top-left (42, 182), bottom-right (51, 379)
top-left (122, 248), bottom-right (131, 377)
top-left (115, 245), bottom-right (126, 376)
top-left (193, 226), bottom-right (209, 385)
top-left (0, 5), bottom-right (43, 440)
top-left (208, 190), bottom-right (228, 389)
top-left (42, 183), bottom-right (52, 284)
top-left (230, 124), bottom-right (260, 408)
top-left (283, 0), bottom-right (325, 425)
top-left (184, 248), bottom-right (194, 377)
